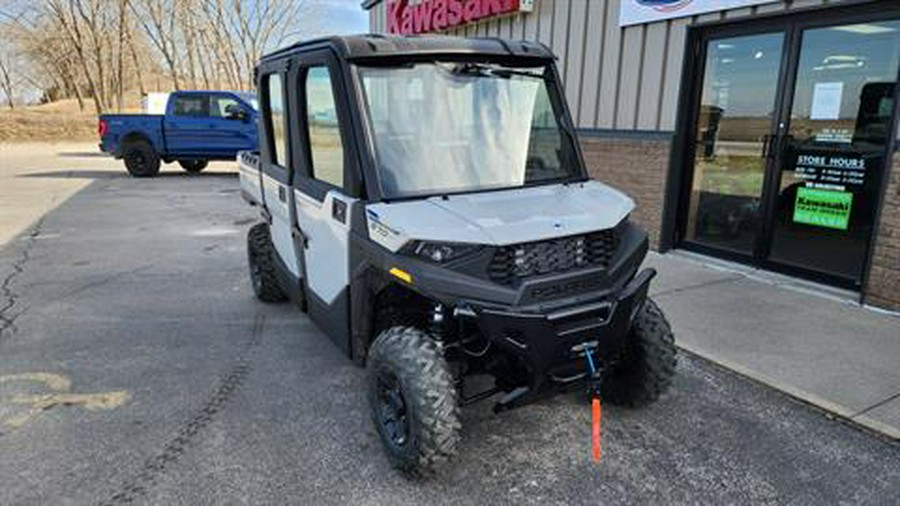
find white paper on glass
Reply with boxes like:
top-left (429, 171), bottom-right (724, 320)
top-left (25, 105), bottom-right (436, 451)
top-left (810, 82), bottom-right (844, 121)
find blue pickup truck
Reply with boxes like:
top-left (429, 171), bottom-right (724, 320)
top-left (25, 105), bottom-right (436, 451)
top-left (98, 90), bottom-right (259, 177)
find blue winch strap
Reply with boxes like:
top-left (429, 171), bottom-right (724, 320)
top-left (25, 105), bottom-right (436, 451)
top-left (585, 348), bottom-right (597, 376)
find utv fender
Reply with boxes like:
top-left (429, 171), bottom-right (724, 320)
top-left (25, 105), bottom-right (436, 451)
top-left (350, 264), bottom-right (383, 367)
top-left (350, 265), bottom-right (435, 367)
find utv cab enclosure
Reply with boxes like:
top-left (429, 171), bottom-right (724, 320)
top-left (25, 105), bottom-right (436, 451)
top-left (239, 35), bottom-right (676, 475)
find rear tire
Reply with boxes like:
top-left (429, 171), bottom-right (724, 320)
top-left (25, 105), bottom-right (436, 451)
top-left (602, 298), bottom-right (676, 407)
top-left (179, 159), bottom-right (208, 173)
top-left (247, 223), bottom-right (287, 303)
top-left (123, 139), bottom-right (160, 178)
top-left (367, 326), bottom-right (460, 477)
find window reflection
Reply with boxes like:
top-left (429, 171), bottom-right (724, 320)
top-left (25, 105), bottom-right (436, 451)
top-left (686, 33), bottom-right (785, 254)
top-left (770, 19), bottom-right (900, 282)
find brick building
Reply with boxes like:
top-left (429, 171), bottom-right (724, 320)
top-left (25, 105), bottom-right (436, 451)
top-left (362, 0), bottom-right (900, 310)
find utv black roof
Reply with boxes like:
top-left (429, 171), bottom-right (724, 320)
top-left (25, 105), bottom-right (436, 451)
top-left (259, 34), bottom-right (555, 64)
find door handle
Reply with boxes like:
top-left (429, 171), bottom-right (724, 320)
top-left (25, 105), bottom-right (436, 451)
top-left (278, 185), bottom-right (286, 202)
top-left (777, 134), bottom-right (794, 157)
top-left (762, 133), bottom-right (794, 160)
top-left (760, 134), bottom-right (774, 159)
top-left (292, 226), bottom-right (309, 248)
top-left (332, 199), bottom-right (347, 224)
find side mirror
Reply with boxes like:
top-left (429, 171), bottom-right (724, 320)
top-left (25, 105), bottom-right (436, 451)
top-left (225, 104), bottom-right (248, 121)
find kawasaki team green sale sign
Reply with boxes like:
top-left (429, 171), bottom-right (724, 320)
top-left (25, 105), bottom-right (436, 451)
top-left (793, 188), bottom-right (853, 231)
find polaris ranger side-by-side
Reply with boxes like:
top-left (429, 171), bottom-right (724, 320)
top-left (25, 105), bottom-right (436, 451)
top-left (239, 35), bottom-right (676, 475)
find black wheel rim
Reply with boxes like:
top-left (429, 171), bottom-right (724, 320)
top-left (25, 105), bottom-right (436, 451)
top-left (376, 370), bottom-right (408, 450)
top-left (128, 150), bottom-right (146, 171)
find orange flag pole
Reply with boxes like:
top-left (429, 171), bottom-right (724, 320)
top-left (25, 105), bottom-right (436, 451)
top-left (591, 397), bottom-right (602, 462)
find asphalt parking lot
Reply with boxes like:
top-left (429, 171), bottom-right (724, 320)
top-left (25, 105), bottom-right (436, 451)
top-left (1, 146), bottom-right (899, 505)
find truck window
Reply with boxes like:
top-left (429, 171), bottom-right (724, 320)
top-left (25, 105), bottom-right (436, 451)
top-left (305, 66), bottom-right (344, 189)
top-left (210, 95), bottom-right (241, 119)
top-left (173, 95), bottom-right (208, 117)
top-left (265, 74), bottom-right (288, 167)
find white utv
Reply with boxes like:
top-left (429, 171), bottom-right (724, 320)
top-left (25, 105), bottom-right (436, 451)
top-left (239, 35), bottom-right (676, 476)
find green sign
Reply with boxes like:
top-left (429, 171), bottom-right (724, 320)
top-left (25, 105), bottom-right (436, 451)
top-left (793, 188), bottom-right (853, 230)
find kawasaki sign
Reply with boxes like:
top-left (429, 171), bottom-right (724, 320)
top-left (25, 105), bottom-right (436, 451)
top-left (793, 188), bottom-right (854, 231)
top-left (387, 0), bottom-right (533, 35)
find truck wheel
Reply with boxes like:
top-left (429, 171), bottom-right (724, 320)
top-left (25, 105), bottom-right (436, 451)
top-left (179, 159), bottom-right (208, 173)
top-left (247, 223), bottom-right (287, 303)
top-left (602, 298), bottom-right (676, 407)
top-left (123, 140), bottom-right (160, 178)
top-left (367, 326), bottom-right (461, 477)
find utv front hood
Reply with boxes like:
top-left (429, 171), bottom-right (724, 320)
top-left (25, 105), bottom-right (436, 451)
top-left (365, 181), bottom-right (634, 252)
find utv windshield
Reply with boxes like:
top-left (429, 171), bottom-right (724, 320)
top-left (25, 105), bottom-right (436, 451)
top-left (358, 62), bottom-right (582, 199)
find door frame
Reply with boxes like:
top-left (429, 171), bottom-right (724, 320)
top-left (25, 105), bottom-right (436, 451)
top-left (663, 1), bottom-right (900, 292)
top-left (287, 47), bottom-right (365, 355)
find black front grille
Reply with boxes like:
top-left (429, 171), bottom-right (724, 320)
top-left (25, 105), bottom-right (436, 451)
top-left (489, 229), bottom-right (619, 284)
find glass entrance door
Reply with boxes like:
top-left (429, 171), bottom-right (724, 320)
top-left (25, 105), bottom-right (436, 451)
top-left (679, 11), bottom-right (900, 289)
top-left (768, 20), bottom-right (900, 285)
top-left (684, 32), bottom-right (786, 256)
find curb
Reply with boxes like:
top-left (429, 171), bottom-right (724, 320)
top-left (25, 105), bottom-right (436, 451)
top-left (677, 343), bottom-right (900, 442)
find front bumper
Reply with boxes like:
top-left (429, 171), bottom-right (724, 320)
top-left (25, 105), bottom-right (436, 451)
top-left (471, 268), bottom-right (655, 410)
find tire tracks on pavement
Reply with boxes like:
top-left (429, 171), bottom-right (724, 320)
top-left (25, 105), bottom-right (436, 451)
top-left (100, 311), bottom-right (267, 505)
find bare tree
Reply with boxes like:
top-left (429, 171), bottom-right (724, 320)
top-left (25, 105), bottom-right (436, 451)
top-left (122, 2), bottom-right (147, 97)
top-left (198, 0), bottom-right (313, 89)
top-left (44, 0), bottom-right (106, 112)
top-left (130, 0), bottom-right (183, 89)
top-left (0, 0), bottom-right (322, 112)
top-left (2, 7), bottom-right (83, 109)
top-left (0, 48), bottom-right (17, 109)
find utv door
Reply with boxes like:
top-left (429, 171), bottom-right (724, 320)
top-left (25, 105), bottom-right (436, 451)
top-left (290, 53), bottom-right (358, 354)
top-left (257, 68), bottom-right (300, 280)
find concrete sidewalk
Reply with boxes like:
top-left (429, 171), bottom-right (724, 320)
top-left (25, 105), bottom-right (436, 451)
top-left (645, 251), bottom-right (900, 440)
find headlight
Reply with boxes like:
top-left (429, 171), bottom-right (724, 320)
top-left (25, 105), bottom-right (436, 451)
top-left (401, 240), bottom-right (481, 263)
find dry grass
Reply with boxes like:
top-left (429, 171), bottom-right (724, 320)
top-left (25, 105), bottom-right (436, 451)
top-left (0, 100), bottom-right (97, 142)
top-left (0, 97), bottom-right (144, 143)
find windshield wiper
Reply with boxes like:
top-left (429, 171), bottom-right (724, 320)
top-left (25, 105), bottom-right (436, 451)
top-left (450, 62), bottom-right (543, 80)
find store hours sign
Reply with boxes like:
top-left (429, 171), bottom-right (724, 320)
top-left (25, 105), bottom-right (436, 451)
top-left (789, 150), bottom-right (871, 231)
top-left (620, 1), bottom-right (779, 27)
top-left (794, 152), bottom-right (867, 189)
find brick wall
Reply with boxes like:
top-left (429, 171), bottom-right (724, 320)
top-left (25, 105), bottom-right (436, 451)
top-left (865, 152), bottom-right (900, 310)
top-left (579, 134), bottom-right (672, 248)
